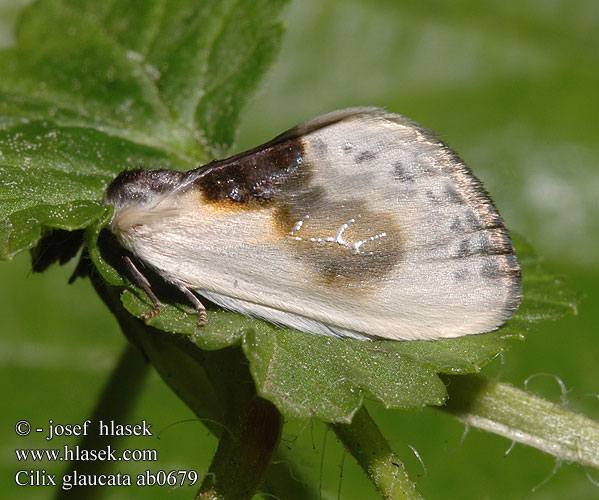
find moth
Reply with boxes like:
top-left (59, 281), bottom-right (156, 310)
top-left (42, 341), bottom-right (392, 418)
top-left (105, 107), bottom-right (521, 341)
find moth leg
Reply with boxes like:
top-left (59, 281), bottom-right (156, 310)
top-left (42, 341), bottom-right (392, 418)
top-left (123, 256), bottom-right (162, 321)
top-left (177, 285), bottom-right (207, 327)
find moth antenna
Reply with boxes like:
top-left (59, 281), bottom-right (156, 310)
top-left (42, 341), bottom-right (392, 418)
top-left (170, 164), bottom-right (213, 195)
top-left (123, 255), bottom-right (162, 320)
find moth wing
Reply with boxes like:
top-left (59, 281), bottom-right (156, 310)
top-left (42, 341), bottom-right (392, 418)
top-left (124, 108), bottom-right (521, 340)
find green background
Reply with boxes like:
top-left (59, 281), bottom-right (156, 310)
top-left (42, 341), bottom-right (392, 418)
top-left (1, 1), bottom-right (598, 499)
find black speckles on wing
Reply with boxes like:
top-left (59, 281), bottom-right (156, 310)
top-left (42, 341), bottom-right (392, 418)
top-left (355, 150), bottom-right (378, 163)
top-left (443, 184), bottom-right (465, 205)
top-left (393, 163), bottom-right (416, 183)
top-left (453, 229), bottom-right (515, 260)
top-left (481, 260), bottom-right (502, 280)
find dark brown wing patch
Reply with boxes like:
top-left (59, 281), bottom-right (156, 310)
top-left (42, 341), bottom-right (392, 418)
top-left (195, 138), bottom-right (305, 206)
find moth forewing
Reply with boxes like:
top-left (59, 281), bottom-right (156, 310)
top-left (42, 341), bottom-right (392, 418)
top-left (105, 107), bottom-right (521, 341)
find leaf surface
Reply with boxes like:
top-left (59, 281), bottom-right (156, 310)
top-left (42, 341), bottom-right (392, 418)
top-left (0, 0), bottom-right (577, 423)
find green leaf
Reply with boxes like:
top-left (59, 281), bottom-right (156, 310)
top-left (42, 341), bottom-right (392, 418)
top-left (0, 0), bottom-right (289, 259)
top-left (0, 0), bottom-right (578, 426)
top-left (121, 289), bottom-right (247, 351)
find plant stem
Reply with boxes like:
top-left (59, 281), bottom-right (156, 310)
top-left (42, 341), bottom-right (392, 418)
top-left (197, 396), bottom-right (283, 500)
top-left (439, 374), bottom-right (599, 469)
top-left (54, 344), bottom-right (149, 500)
top-left (330, 407), bottom-right (424, 500)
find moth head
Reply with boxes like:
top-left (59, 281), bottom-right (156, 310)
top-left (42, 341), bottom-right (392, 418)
top-left (104, 169), bottom-right (186, 212)
top-left (104, 168), bottom-right (191, 238)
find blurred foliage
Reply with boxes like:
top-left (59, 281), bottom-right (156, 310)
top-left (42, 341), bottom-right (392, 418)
top-left (1, 1), bottom-right (598, 499)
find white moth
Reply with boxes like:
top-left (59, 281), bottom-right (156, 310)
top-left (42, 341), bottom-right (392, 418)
top-left (105, 107), bottom-right (521, 340)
